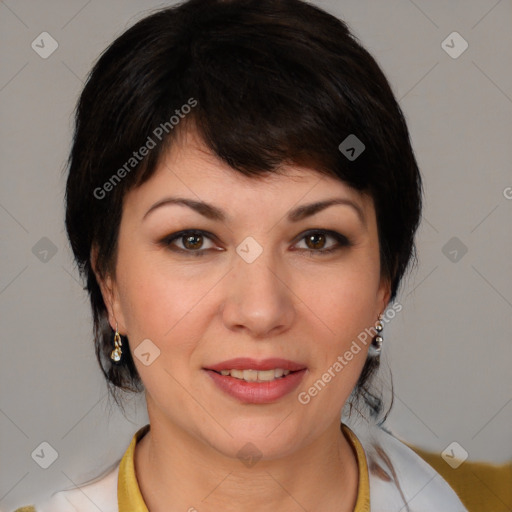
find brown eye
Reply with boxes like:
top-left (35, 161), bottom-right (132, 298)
top-left (161, 230), bottom-right (217, 256)
top-left (305, 232), bottom-right (327, 250)
top-left (294, 230), bottom-right (351, 256)
top-left (182, 233), bottom-right (204, 250)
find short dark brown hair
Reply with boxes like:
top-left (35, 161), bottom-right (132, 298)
top-left (65, 0), bottom-right (422, 419)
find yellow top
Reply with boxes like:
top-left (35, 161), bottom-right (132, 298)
top-left (118, 423), bottom-right (371, 511)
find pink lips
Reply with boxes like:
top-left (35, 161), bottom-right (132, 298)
top-left (203, 357), bottom-right (307, 404)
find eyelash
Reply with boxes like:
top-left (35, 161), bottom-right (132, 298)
top-left (160, 229), bottom-right (352, 257)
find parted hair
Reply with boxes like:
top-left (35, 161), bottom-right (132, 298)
top-left (65, 0), bottom-right (423, 419)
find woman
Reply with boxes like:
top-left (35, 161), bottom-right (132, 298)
top-left (17, 0), bottom-right (468, 510)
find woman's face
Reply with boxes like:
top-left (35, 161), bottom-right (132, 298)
top-left (100, 128), bottom-right (390, 460)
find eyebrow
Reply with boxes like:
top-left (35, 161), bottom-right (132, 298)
top-left (143, 196), bottom-right (365, 225)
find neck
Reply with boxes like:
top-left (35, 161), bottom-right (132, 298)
top-left (134, 413), bottom-right (359, 512)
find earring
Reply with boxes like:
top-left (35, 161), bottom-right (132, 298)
top-left (369, 314), bottom-right (384, 356)
top-left (110, 323), bottom-right (123, 364)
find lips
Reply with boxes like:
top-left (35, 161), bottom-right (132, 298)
top-left (205, 357), bottom-right (306, 372)
top-left (203, 358), bottom-right (307, 404)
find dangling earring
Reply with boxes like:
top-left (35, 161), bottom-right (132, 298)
top-left (369, 314), bottom-right (384, 356)
top-left (110, 323), bottom-right (123, 364)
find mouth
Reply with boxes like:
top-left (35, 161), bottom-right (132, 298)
top-left (204, 357), bottom-right (307, 378)
top-left (210, 368), bottom-right (297, 382)
top-left (203, 358), bottom-right (307, 404)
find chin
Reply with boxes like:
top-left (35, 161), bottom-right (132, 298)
top-left (195, 416), bottom-right (307, 462)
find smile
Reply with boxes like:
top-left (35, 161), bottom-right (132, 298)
top-left (204, 358), bottom-right (307, 404)
top-left (215, 368), bottom-right (291, 382)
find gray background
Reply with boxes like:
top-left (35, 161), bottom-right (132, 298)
top-left (1, 0), bottom-right (511, 509)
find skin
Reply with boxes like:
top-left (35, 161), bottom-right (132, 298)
top-left (94, 127), bottom-right (391, 512)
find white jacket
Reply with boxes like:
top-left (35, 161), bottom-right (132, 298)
top-left (31, 422), bottom-right (468, 512)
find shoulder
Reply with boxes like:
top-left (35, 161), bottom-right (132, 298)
top-left (21, 463), bottom-right (119, 512)
top-left (352, 421), bottom-right (468, 511)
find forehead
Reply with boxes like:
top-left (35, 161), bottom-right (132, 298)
top-left (123, 127), bottom-right (373, 224)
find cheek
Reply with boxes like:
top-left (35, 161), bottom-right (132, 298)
top-left (115, 252), bottom-right (215, 374)
top-left (115, 264), bottom-right (199, 407)
top-left (293, 256), bottom-right (380, 404)
top-left (300, 254), bottom-right (381, 340)
top-left (116, 247), bottom-right (194, 335)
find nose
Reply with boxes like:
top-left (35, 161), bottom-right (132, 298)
top-left (220, 249), bottom-right (296, 339)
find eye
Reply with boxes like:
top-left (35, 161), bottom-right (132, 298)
top-left (293, 229), bottom-right (351, 256)
top-left (161, 230), bottom-right (218, 256)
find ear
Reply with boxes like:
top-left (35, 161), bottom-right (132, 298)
top-left (376, 274), bottom-right (392, 318)
top-left (90, 244), bottom-right (128, 334)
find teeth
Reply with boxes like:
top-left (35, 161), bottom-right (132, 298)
top-left (243, 369), bottom-right (258, 381)
top-left (230, 369), bottom-right (244, 379)
top-left (218, 368), bottom-right (291, 381)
